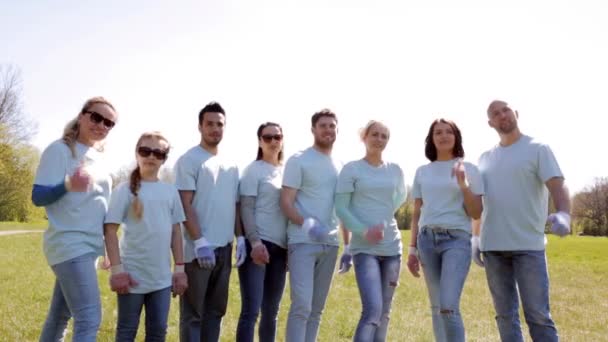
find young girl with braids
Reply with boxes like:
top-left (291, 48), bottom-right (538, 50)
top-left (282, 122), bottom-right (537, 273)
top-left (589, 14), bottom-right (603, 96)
top-left (104, 131), bottom-right (188, 342)
top-left (33, 97), bottom-right (117, 342)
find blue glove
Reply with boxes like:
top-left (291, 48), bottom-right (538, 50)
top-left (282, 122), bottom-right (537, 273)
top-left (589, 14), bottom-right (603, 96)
top-left (338, 245), bottom-right (352, 274)
top-left (194, 237), bottom-right (215, 269)
top-left (547, 212), bottom-right (571, 237)
top-left (302, 217), bottom-right (329, 242)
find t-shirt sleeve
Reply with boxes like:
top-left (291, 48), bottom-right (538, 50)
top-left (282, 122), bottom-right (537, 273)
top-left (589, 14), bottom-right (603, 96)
top-left (537, 144), bottom-right (564, 182)
top-left (336, 163), bottom-right (355, 194)
top-left (174, 155), bottom-right (197, 191)
top-left (412, 167), bottom-right (423, 199)
top-left (34, 142), bottom-right (68, 186)
top-left (171, 187), bottom-right (186, 224)
top-left (239, 164), bottom-right (259, 197)
top-left (282, 156), bottom-right (302, 189)
top-left (466, 163), bottom-right (485, 195)
top-left (105, 184), bottom-right (130, 224)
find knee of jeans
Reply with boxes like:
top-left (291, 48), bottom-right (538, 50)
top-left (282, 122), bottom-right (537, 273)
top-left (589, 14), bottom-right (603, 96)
top-left (72, 305), bottom-right (101, 329)
top-left (361, 305), bottom-right (382, 325)
top-left (290, 301), bottom-right (312, 318)
top-left (439, 307), bottom-right (461, 318)
top-left (523, 307), bottom-right (554, 325)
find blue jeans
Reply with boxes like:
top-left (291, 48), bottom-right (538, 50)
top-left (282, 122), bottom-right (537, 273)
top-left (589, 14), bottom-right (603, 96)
top-left (180, 243), bottom-right (232, 342)
top-left (417, 227), bottom-right (471, 342)
top-left (285, 243), bottom-right (338, 342)
top-left (39, 252), bottom-right (101, 342)
top-left (236, 240), bottom-right (288, 342)
top-left (353, 253), bottom-right (401, 342)
top-left (483, 250), bottom-right (558, 342)
top-left (116, 287), bottom-right (172, 342)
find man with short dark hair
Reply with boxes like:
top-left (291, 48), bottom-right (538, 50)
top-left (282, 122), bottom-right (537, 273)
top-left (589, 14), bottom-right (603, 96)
top-left (175, 102), bottom-right (245, 342)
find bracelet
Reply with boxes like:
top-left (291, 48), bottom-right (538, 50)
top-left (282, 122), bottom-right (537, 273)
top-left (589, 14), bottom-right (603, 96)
top-left (174, 264), bottom-right (185, 273)
top-left (175, 262), bottom-right (185, 265)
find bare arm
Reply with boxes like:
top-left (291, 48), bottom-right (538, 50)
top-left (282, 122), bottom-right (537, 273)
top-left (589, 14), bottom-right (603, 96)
top-left (280, 186), bottom-right (304, 226)
top-left (461, 186), bottom-right (483, 220)
top-left (235, 202), bottom-right (244, 237)
top-left (171, 223), bottom-right (184, 264)
top-left (546, 177), bottom-right (571, 213)
top-left (472, 218), bottom-right (481, 236)
top-left (178, 190), bottom-right (202, 240)
top-left (410, 199), bottom-right (422, 247)
top-left (340, 222), bottom-right (351, 245)
top-left (103, 223), bottom-right (122, 266)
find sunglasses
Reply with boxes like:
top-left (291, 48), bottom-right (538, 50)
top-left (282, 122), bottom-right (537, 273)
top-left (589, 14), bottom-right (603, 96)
top-left (84, 111), bottom-right (116, 129)
top-left (137, 146), bottom-right (168, 160)
top-left (261, 134), bottom-right (283, 143)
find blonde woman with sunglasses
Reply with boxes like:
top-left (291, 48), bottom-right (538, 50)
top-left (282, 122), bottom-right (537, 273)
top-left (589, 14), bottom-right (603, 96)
top-left (32, 97), bottom-right (117, 342)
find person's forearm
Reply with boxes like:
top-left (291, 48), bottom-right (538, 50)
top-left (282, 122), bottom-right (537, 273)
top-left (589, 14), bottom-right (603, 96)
top-left (280, 198), bottom-right (304, 225)
top-left (234, 202), bottom-right (244, 237)
top-left (410, 214), bottom-right (420, 247)
top-left (461, 187), bottom-right (482, 219)
top-left (240, 196), bottom-right (260, 243)
top-left (551, 185), bottom-right (571, 213)
top-left (171, 223), bottom-right (184, 264)
top-left (31, 183), bottom-right (68, 206)
top-left (182, 204), bottom-right (203, 241)
top-left (340, 223), bottom-right (351, 245)
top-left (103, 224), bottom-right (122, 266)
top-left (335, 193), bottom-right (366, 233)
top-left (472, 219), bottom-right (481, 236)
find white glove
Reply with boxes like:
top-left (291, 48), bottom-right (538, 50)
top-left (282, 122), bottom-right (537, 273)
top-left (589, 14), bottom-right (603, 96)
top-left (471, 236), bottom-right (484, 267)
top-left (235, 236), bottom-right (246, 267)
top-left (547, 211), bottom-right (571, 237)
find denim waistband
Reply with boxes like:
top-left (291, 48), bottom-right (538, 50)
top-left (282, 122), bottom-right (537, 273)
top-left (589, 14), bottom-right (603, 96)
top-left (421, 225), bottom-right (451, 234)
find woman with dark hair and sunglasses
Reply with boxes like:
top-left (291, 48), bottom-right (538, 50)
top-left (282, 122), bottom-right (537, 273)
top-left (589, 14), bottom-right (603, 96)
top-left (334, 120), bottom-right (406, 342)
top-left (32, 97), bottom-right (117, 341)
top-left (236, 122), bottom-right (288, 342)
top-left (104, 131), bottom-right (187, 341)
top-left (406, 118), bottom-right (484, 342)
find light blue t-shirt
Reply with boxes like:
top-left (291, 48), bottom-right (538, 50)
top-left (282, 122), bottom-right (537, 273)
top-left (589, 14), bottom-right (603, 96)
top-left (174, 146), bottom-right (239, 262)
top-left (105, 181), bottom-right (185, 294)
top-left (412, 159), bottom-right (484, 233)
top-left (34, 140), bottom-right (112, 266)
top-left (478, 135), bottom-right (563, 251)
top-left (336, 160), bottom-right (405, 256)
top-left (282, 147), bottom-right (341, 246)
top-left (239, 160), bottom-right (288, 248)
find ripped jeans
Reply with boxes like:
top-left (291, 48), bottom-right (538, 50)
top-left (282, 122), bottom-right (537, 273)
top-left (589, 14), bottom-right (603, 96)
top-left (418, 227), bottom-right (471, 342)
top-left (353, 253), bottom-right (401, 342)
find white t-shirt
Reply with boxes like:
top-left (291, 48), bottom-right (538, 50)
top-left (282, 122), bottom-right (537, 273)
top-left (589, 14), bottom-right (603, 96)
top-left (336, 160), bottom-right (405, 256)
top-left (478, 135), bottom-right (563, 251)
top-left (105, 181), bottom-right (185, 294)
top-left (34, 140), bottom-right (112, 266)
top-left (412, 159), bottom-right (484, 233)
top-left (174, 146), bottom-right (239, 262)
top-left (282, 147), bottom-right (341, 246)
top-left (239, 160), bottom-right (288, 248)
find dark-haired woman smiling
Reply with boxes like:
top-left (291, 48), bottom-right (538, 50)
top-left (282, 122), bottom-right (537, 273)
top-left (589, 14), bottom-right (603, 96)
top-left (407, 118), bottom-right (484, 342)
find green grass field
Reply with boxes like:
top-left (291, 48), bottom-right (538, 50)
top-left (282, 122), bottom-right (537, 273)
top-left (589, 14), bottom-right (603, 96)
top-left (1, 226), bottom-right (606, 341)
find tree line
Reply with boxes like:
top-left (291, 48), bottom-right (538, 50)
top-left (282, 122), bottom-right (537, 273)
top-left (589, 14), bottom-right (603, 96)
top-left (0, 64), bottom-right (606, 236)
